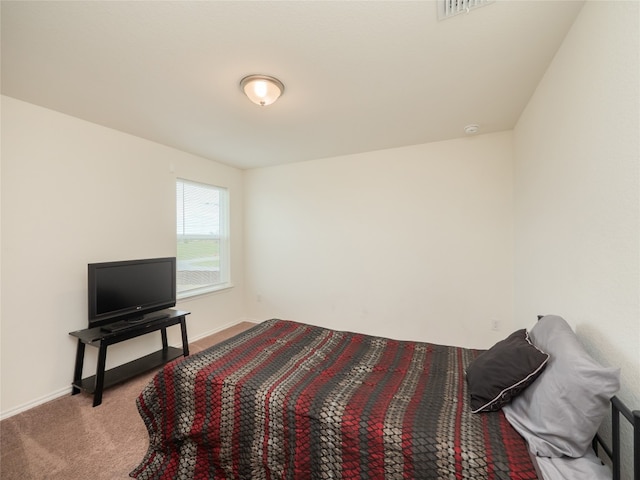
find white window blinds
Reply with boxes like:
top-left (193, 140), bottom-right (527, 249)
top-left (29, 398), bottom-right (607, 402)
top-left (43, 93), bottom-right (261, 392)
top-left (176, 178), bottom-right (230, 298)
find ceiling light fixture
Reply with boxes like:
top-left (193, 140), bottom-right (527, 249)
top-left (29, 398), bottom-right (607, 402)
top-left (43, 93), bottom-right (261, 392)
top-left (240, 74), bottom-right (285, 106)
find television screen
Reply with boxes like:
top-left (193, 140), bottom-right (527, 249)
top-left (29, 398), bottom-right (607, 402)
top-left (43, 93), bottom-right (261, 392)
top-left (88, 257), bottom-right (176, 329)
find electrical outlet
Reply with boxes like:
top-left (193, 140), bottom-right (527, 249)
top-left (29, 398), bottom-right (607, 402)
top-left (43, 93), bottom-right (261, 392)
top-left (491, 319), bottom-right (500, 331)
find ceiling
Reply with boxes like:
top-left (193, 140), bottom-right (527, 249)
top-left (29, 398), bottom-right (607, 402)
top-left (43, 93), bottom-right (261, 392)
top-left (1, 1), bottom-right (584, 170)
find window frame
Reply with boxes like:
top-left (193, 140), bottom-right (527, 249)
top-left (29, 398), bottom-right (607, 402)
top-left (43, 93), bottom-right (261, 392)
top-left (176, 178), bottom-right (232, 300)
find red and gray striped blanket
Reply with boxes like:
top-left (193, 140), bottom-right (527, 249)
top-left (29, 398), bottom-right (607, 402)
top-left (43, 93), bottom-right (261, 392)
top-left (131, 319), bottom-right (537, 479)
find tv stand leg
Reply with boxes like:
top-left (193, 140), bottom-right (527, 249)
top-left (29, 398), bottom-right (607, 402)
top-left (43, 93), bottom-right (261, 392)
top-left (72, 340), bottom-right (85, 395)
top-left (180, 318), bottom-right (189, 357)
top-left (93, 344), bottom-right (108, 407)
top-left (161, 328), bottom-right (168, 350)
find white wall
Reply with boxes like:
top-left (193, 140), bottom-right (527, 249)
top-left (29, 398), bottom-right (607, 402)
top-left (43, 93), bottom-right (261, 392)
top-left (513, 2), bottom-right (639, 478)
top-left (244, 132), bottom-right (514, 348)
top-left (0, 96), bottom-right (245, 418)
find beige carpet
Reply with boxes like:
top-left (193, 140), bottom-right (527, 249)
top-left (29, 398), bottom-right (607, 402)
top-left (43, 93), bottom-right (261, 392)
top-left (0, 322), bottom-right (255, 480)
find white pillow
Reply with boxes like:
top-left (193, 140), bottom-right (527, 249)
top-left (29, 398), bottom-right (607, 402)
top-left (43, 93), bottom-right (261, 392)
top-left (503, 315), bottom-right (620, 458)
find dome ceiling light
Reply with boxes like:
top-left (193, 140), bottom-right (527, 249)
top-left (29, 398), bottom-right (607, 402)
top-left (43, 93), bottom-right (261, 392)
top-left (240, 74), bottom-right (285, 106)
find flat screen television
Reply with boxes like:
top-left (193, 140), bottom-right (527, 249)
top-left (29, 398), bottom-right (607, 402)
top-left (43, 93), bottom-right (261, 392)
top-left (88, 257), bottom-right (176, 329)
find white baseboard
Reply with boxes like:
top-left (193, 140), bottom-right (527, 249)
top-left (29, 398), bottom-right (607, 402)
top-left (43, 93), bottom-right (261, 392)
top-left (183, 317), bottom-right (248, 343)
top-left (0, 318), bottom-right (249, 421)
top-left (1, 385), bottom-right (72, 421)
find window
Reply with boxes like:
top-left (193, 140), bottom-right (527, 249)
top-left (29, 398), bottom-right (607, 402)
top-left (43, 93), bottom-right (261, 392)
top-left (176, 178), bottom-right (230, 298)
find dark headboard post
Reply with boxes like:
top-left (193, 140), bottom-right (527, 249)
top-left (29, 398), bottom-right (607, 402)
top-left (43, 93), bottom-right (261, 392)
top-left (594, 397), bottom-right (639, 480)
top-left (634, 409), bottom-right (639, 480)
top-left (614, 401), bottom-right (621, 480)
top-left (607, 397), bottom-right (640, 480)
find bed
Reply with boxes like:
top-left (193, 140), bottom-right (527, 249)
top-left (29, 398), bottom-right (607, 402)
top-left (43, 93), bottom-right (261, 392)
top-left (130, 315), bottom-right (638, 480)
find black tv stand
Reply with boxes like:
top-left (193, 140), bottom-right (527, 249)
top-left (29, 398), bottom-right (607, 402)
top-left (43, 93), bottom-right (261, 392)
top-left (69, 309), bottom-right (190, 406)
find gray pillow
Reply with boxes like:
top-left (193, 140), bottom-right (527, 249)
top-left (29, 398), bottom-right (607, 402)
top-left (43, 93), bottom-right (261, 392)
top-left (503, 315), bottom-right (620, 458)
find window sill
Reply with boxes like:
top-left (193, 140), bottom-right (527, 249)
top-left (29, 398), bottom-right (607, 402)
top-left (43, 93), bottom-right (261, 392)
top-left (177, 283), bottom-right (234, 301)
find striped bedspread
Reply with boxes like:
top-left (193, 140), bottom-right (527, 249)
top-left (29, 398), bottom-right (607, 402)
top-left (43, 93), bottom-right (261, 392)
top-left (131, 319), bottom-right (538, 479)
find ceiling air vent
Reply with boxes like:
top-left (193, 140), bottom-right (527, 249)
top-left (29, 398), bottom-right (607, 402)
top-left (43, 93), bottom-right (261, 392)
top-left (438, 0), bottom-right (494, 20)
